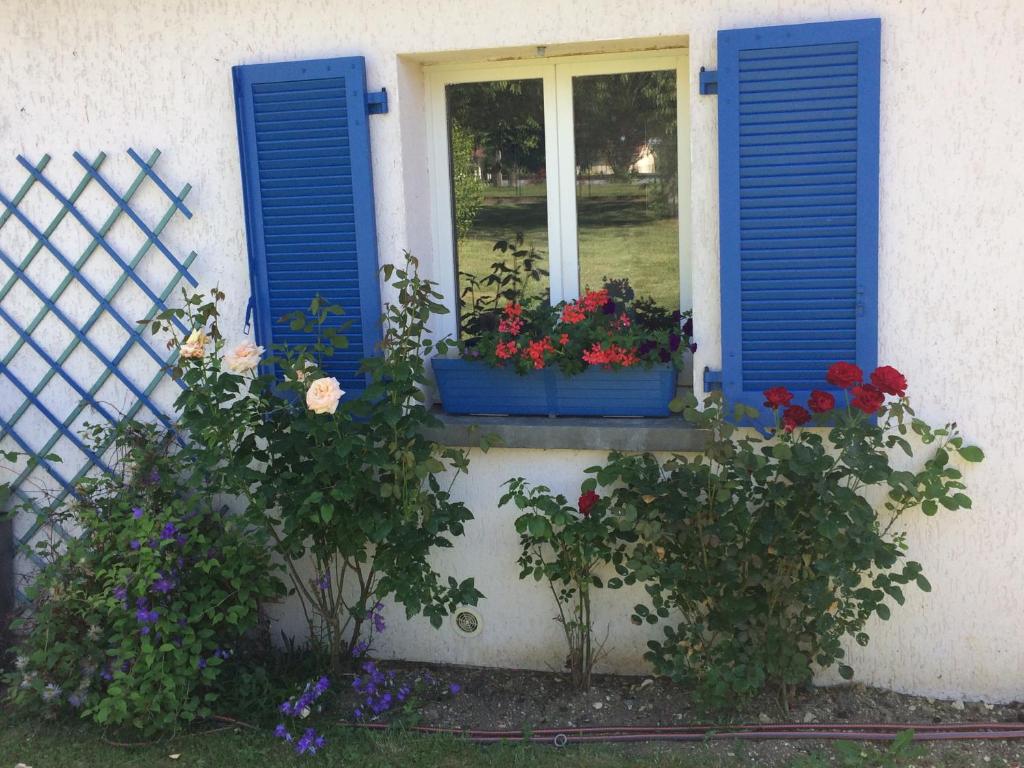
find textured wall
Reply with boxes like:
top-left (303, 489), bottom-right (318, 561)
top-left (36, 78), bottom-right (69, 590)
top-left (2, 0), bottom-right (1023, 702)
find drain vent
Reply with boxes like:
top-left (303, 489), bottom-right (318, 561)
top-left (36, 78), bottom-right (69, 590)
top-left (452, 607), bottom-right (483, 638)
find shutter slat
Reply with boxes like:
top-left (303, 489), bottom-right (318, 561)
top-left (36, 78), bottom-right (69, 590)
top-left (716, 19), bottom-right (880, 418)
top-left (234, 57), bottom-right (383, 397)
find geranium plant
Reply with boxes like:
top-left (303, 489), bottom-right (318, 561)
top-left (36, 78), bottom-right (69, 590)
top-left (501, 478), bottom-right (633, 690)
top-left (467, 277), bottom-right (693, 375)
top-left (590, 362), bottom-right (983, 711)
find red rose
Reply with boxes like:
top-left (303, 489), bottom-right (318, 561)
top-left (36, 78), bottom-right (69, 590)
top-left (851, 384), bottom-right (886, 415)
top-left (578, 490), bottom-right (599, 518)
top-left (870, 365), bottom-right (907, 397)
top-left (763, 386), bottom-right (794, 410)
top-left (807, 390), bottom-right (835, 414)
top-left (782, 405), bottom-right (811, 432)
top-left (826, 361), bottom-right (863, 389)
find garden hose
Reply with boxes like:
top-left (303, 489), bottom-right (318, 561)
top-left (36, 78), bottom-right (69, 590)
top-left (349, 720), bottom-right (1024, 746)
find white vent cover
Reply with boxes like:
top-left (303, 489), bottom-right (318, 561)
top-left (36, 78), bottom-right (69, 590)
top-left (451, 606), bottom-right (483, 638)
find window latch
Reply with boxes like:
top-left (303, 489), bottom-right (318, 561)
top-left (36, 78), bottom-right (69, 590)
top-left (367, 88), bottom-right (388, 115)
top-left (704, 367), bottom-right (723, 391)
top-left (243, 296), bottom-right (254, 336)
top-left (699, 67), bottom-right (718, 96)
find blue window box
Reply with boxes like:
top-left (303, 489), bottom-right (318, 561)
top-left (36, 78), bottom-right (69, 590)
top-left (431, 357), bottom-right (678, 417)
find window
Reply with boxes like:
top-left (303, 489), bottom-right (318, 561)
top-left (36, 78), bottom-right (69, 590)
top-left (426, 51), bottom-right (690, 341)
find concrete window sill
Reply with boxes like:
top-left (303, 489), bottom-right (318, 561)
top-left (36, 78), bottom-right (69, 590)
top-left (424, 408), bottom-right (710, 452)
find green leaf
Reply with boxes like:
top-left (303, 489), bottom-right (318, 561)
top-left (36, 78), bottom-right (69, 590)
top-left (838, 664), bottom-right (854, 680)
top-left (915, 575), bottom-right (932, 592)
top-left (957, 445), bottom-right (984, 463)
top-left (876, 603), bottom-right (891, 621)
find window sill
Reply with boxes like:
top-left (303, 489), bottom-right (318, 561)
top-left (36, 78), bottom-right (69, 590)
top-left (424, 408), bottom-right (710, 452)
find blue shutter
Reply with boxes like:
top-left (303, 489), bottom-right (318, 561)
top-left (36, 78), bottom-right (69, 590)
top-left (714, 19), bottom-right (880, 413)
top-left (232, 56), bottom-right (383, 398)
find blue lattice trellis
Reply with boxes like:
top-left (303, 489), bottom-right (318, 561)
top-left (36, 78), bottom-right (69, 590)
top-left (0, 149), bottom-right (197, 596)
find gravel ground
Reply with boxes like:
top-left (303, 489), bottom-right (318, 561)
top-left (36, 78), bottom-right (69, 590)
top-left (334, 661), bottom-right (1024, 767)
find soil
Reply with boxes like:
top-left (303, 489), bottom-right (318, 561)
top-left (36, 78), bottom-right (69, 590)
top-left (334, 661), bottom-right (1024, 767)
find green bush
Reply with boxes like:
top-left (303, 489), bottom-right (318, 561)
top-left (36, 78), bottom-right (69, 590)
top-left (158, 255), bottom-right (482, 675)
top-left (589, 363), bottom-right (983, 711)
top-left (501, 478), bottom-right (633, 690)
top-left (5, 421), bottom-right (282, 733)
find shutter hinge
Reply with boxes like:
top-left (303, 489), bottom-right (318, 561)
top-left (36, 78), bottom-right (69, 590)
top-left (703, 367), bottom-right (723, 391)
top-left (243, 296), bottom-right (254, 335)
top-left (367, 88), bottom-right (388, 115)
top-left (699, 67), bottom-right (718, 96)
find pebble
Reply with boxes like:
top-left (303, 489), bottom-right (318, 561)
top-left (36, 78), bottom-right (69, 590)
top-left (952, 700), bottom-right (966, 711)
top-left (759, 713), bottom-right (772, 724)
top-left (593, 702), bottom-right (603, 710)
top-left (803, 711), bottom-right (818, 723)
top-left (639, 678), bottom-right (655, 690)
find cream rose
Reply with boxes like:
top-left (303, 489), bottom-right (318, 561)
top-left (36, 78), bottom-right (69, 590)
top-left (224, 340), bottom-right (264, 373)
top-left (305, 376), bottom-right (344, 415)
top-left (179, 329), bottom-right (207, 359)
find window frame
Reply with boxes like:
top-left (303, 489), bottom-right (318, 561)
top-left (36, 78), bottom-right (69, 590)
top-left (424, 49), bottom-right (691, 343)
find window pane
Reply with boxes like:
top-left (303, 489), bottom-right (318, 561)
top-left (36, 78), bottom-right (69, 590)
top-left (572, 71), bottom-right (679, 309)
top-left (446, 80), bottom-right (549, 338)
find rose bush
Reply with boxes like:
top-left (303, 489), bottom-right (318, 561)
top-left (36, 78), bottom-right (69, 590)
top-left (155, 255), bottom-right (483, 675)
top-left (588, 362), bottom-right (983, 710)
top-left (501, 478), bottom-right (634, 690)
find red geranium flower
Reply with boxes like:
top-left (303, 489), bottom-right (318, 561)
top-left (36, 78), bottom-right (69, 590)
top-left (826, 361), bottom-right (863, 389)
top-left (561, 303), bottom-right (587, 324)
top-left (851, 384), bottom-right (886, 414)
top-left (578, 490), bottom-right (599, 517)
top-left (763, 386), bottom-right (794, 410)
top-left (807, 390), bottom-right (835, 414)
top-left (782, 405), bottom-right (811, 432)
top-left (870, 365), bottom-right (907, 397)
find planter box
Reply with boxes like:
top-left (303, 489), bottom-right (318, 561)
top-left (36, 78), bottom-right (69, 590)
top-left (431, 357), bottom-right (677, 417)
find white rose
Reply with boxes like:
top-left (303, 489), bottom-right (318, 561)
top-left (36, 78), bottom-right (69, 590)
top-left (224, 340), bottom-right (264, 373)
top-left (179, 329), bottom-right (207, 360)
top-left (305, 377), bottom-right (344, 415)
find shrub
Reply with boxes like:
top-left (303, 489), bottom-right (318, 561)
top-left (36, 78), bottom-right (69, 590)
top-left (159, 255), bottom-right (483, 675)
top-left (4, 421), bottom-right (281, 733)
top-left (590, 363), bottom-right (983, 710)
top-left (501, 478), bottom-right (632, 690)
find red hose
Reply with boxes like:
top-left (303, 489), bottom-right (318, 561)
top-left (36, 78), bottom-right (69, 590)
top-left (348, 721), bottom-right (1024, 745)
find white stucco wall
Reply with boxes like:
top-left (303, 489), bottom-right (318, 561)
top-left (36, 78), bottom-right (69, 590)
top-left (2, 0), bottom-right (1023, 702)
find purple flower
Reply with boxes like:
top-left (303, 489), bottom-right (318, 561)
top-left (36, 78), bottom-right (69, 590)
top-left (132, 507), bottom-right (144, 519)
top-left (151, 577), bottom-right (174, 594)
top-left (351, 640), bottom-right (369, 659)
top-left (317, 572), bottom-right (330, 591)
top-left (129, 539), bottom-right (141, 550)
top-left (669, 332), bottom-right (681, 352)
top-left (601, 300), bottom-right (617, 315)
top-left (636, 340), bottom-right (656, 357)
top-left (274, 723), bottom-right (292, 742)
top-left (449, 683), bottom-right (461, 695)
top-left (113, 586), bottom-right (128, 605)
top-left (175, 533), bottom-right (188, 547)
top-left (100, 668), bottom-right (113, 681)
top-left (682, 316), bottom-right (693, 337)
top-left (160, 522), bottom-right (177, 541)
top-left (369, 602), bottom-right (386, 633)
top-left (140, 626), bottom-right (151, 635)
top-left (198, 658), bottom-right (207, 669)
top-left (148, 469), bottom-right (161, 484)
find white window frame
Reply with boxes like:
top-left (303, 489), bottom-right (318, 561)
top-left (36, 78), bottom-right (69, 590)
top-left (425, 50), bottom-right (690, 342)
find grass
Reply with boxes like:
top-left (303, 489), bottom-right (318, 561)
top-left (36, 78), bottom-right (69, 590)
top-left (2, 715), bottom-right (1016, 768)
top-left (456, 188), bottom-right (680, 309)
top-left (0, 715), bottom-right (743, 768)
